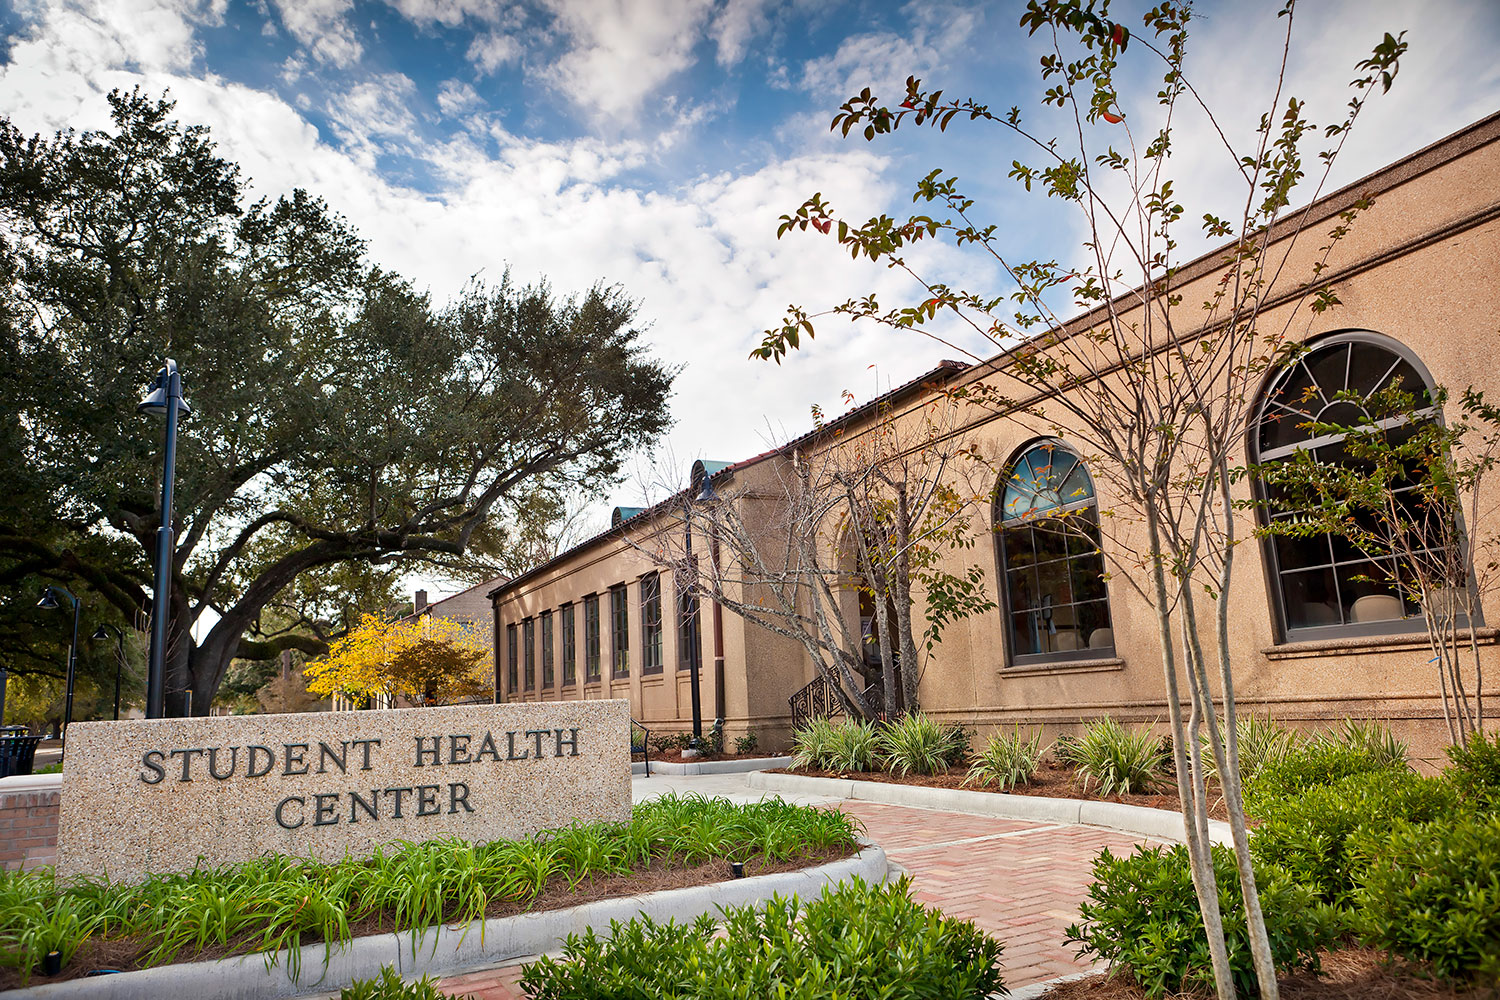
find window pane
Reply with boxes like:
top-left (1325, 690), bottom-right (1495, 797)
top-left (523, 619), bottom-right (535, 690)
top-left (541, 611), bottom-right (554, 688)
top-left (1007, 565), bottom-right (1038, 614)
top-left (562, 605), bottom-right (576, 685)
top-left (1280, 566), bottom-right (1341, 628)
top-left (1071, 551), bottom-right (1109, 604)
top-left (1036, 556), bottom-right (1073, 606)
top-left (1010, 611), bottom-right (1041, 656)
top-left (610, 586), bottom-right (629, 677)
top-left (641, 574), bottom-right (662, 673)
top-left (506, 624), bottom-right (518, 693)
top-left (1076, 600), bottom-right (1112, 647)
top-left (1337, 559), bottom-right (1403, 622)
top-left (584, 596), bottom-right (601, 680)
top-left (1306, 342), bottom-right (1349, 399)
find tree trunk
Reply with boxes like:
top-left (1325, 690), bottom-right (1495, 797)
top-left (892, 485), bottom-right (921, 714)
top-left (1144, 504), bottom-right (1235, 1000)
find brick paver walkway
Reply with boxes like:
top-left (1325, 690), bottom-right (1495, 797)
top-left (433, 793), bottom-right (1157, 999)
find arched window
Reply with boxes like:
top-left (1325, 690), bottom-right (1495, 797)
top-left (996, 442), bottom-right (1114, 665)
top-left (1253, 331), bottom-right (1440, 640)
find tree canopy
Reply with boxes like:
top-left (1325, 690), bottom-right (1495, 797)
top-left (0, 89), bottom-right (674, 715)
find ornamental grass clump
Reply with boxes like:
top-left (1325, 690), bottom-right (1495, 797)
top-left (825, 718), bottom-right (880, 772)
top-left (964, 727), bottom-right (1046, 790)
top-left (877, 713), bottom-right (959, 776)
top-left (0, 795), bottom-right (858, 984)
top-left (789, 716), bottom-right (842, 770)
top-left (1056, 717), bottom-right (1166, 796)
top-left (1197, 713), bottom-right (1299, 787)
top-left (519, 876), bottom-right (1004, 1000)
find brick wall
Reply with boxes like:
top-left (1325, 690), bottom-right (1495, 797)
top-left (0, 776), bottom-right (61, 870)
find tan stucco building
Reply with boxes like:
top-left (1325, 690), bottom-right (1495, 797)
top-left (491, 111), bottom-right (1500, 761)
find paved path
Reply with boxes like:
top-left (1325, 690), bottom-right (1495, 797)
top-left (430, 773), bottom-right (1156, 999)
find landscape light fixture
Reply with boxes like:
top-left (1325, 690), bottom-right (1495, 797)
top-left (139, 359), bottom-right (191, 718)
top-left (37, 586), bottom-right (81, 745)
top-left (90, 624), bottom-right (128, 721)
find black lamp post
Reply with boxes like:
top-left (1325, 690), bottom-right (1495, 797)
top-left (37, 586), bottom-right (81, 744)
top-left (90, 624), bottom-right (127, 721)
top-left (139, 359), bottom-right (191, 719)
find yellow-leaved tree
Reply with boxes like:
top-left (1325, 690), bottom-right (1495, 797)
top-left (304, 614), bottom-right (490, 707)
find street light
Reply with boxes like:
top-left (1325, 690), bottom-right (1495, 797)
top-left (90, 625), bottom-right (127, 721)
top-left (139, 359), bottom-right (191, 719)
top-left (37, 586), bottom-right (81, 744)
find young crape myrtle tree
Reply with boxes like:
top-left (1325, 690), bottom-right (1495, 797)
top-left (626, 395), bottom-right (994, 721)
top-left (0, 92), bottom-right (673, 716)
top-left (1254, 383), bottom-right (1498, 742)
top-left (751, 4), bottom-right (1405, 998)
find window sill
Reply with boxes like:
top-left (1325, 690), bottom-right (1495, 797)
top-left (1262, 626), bottom-right (1500, 660)
top-left (641, 673), bottom-right (665, 685)
top-left (1000, 657), bottom-right (1125, 678)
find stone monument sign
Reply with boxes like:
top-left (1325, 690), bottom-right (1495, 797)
top-left (56, 700), bottom-right (631, 881)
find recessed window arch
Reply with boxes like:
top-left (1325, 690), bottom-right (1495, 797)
top-left (1252, 330), bottom-right (1444, 640)
top-left (995, 440), bottom-right (1114, 665)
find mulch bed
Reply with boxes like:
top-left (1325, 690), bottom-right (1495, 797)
top-left (0, 845), bottom-right (855, 990)
top-left (1047, 949), bottom-right (1495, 1000)
top-left (771, 758), bottom-right (1235, 823)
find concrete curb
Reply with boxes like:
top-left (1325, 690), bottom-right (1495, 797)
top-left (6, 847), bottom-right (888, 1000)
top-left (745, 771), bottom-right (1233, 845)
top-left (631, 755), bottom-right (792, 776)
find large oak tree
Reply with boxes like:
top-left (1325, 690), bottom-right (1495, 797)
top-left (0, 90), bottom-right (673, 715)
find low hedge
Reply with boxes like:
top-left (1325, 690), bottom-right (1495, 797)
top-left (520, 876), bottom-right (1004, 1000)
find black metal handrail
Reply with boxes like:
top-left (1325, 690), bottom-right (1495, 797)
top-left (789, 674), bottom-right (846, 731)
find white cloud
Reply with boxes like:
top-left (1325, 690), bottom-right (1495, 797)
top-left (537, 0), bottom-right (714, 120)
top-left (709, 0), bottom-right (778, 67)
top-left (325, 73), bottom-right (420, 164)
top-left (798, 1), bottom-right (981, 101)
top-left (466, 30), bottom-right (521, 74)
top-left (383, 0), bottom-right (512, 29)
top-left (269, 0), bottom-right (362, 67)
top-left (436, 79), bottom-right (482, 116)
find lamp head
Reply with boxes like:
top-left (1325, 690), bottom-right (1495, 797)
top-left (37, 588), bottom-right (59, 610)
top-left (137, 360), bottom-right (192, 419)
top-left (90, 625), bottom-right (109, 642)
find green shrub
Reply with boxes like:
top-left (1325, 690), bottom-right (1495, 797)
top-left (1245, 733), bottom-right (1409, 813)
top-left (1444, 730), bottom-right (1500, 809)
top-left (519, 876), bottom-right (1004, 1000)
top-left (826, 718), bottom-right (880, 772)
top-left (789, 716), bottom-right (841, 770)
top-left (942, 724), bottom-right (976, 767)
top-left (1066, 844), bottom-right (1339, 998)
top-left (32, 762), bottom-right (62, 775)
top-left (1353, 814), bottom-right (1500, 986)
top-left (733, 732), bottom-right (759, 755)
top-left (340, 967), bottom-right (457, 1000)
top-left (877, 713), bottom-right (958, 776)
top-left (1056, 717), bottom-right (1166, 796)
top-left (1249, 769), bottom-right (1459, 907)
top-left (964, 727), bottom-right (1046, 790)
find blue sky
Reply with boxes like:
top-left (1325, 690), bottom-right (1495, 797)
top-left (5, 0), bottom-right (1500, 593)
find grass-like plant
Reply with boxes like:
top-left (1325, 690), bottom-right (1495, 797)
top-left (825, 718), bottom-right (880, 772)
top-left (964, 727), bottom-right (1046, 790)
top-left (1316, 717), bottom-right (1409, 769)
top-left (341, 967), bottom-right (458, 1000)
top-left (1197, 713), bottom-right (1300, 787)
top-left (1056, 717), bottom-right (1166, 796)
top-left (0, 795), bottom-right (858, 983)
top-left (789, 715), bottom-right (842, 770)
top-left (877, 713), bottom-right (956, 777)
